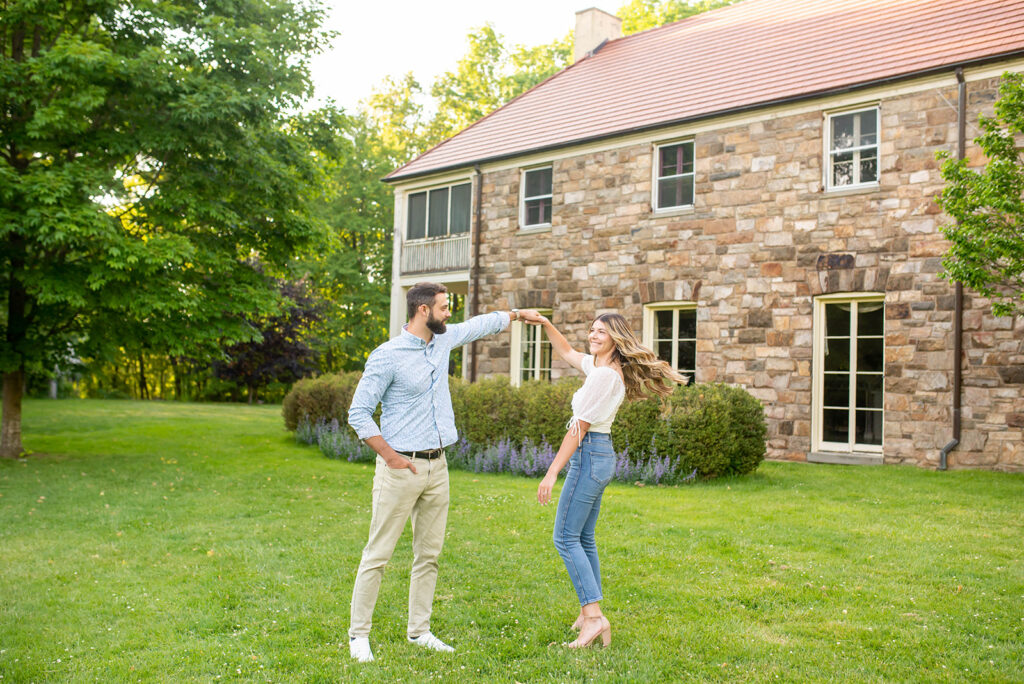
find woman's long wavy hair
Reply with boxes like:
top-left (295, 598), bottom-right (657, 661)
top-left (596, 313), bottom-right (688, 401)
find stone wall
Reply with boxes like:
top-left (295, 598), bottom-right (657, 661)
top-left (468, 76), bottom-right (1023, 470)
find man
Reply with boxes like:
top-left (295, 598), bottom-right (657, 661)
top-left (346, 281), bottom-right (535, 663)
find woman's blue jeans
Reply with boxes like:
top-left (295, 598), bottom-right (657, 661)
top-left (552, 431), bottom-right (617, 606)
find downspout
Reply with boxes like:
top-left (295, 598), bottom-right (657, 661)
top-left (469, 164), bottom-right (483, 382)
top-left (940, 67), bottom-right (967, 470)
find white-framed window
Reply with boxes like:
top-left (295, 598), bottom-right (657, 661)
top-left (812, 294), bottom-right (885, 453)
top-left (520, 166), bottom-right (552, 228)
top-left (509, 308), bottom-right (553, 385)
top-left (642, 302), bottom-right (696, 383)
top-left (406, 181), bottom-right (472, 241)
top-left (825, 107), bottom-right (879, 191)
top-left (654, 140), bottom-right (695, 210)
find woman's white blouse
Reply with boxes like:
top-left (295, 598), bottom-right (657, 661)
top-left (567, 355), bottom-right (626, 442)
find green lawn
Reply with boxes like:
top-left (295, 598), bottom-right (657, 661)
top-left (1, 400), bottom-right (1021, 683)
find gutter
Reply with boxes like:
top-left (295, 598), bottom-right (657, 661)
top-left (940, 66), bottom-right (967, 470)
top-left (469, 164), bottom-right (483, 382)
top-left (384, 50), bottom-right (1024, 185)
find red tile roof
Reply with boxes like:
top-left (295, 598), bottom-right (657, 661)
top-left (386, 0), bottom-right (1024, 182)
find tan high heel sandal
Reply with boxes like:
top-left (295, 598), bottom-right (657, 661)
top-left (566, 616), bottom-right (611, 649)
top-left (571, 614), bottom-right (584, 631)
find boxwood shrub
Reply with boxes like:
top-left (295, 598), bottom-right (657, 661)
top-left (652, 383), bottom-right (768, 478)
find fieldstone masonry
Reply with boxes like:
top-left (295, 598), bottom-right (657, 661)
top-left (468, 76), bottom-right (1023, 471)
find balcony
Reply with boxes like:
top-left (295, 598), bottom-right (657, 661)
top-left (400, 234), bottom-right (471, 275)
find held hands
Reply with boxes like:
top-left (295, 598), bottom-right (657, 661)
top-left (518, 309), bottom-right (547, 325)
top-left (537, 473), bottom-right (557, 505)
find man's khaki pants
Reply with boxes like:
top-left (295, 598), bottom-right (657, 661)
top-left (349, 454), bottom-right (450, 639)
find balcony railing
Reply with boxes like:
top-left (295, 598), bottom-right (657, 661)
top-left (400, 234), bottom-right (471, 275)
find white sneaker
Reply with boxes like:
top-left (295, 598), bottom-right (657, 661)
top-left (349, 636), bottom-right (374, 663)
top-left (408, 632), bottom-right (455, 653)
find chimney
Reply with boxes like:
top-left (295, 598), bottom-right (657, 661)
top-left (574, 7), bottom-right (622, 63)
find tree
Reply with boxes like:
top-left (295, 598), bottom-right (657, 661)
top-left (0, 1), bottom-right (332, 457)
top-left (214, 277), bottom-right (321, 404)
top-left (361, 73), bottom-right (435, 167)
top-left (936, 72), bottom-right (1024, 318)
top-left (618, 0), bottom-right (741, 35)
top-left (426, 25), bottom-right (572, 142)
top-left (294, 108), bottom-right (394, 373)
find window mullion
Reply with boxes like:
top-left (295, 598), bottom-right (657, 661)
top-left (445, 187), bottom-right (453, 237)
top-left (849, 302), bottom-right (859, 449)
top-left (526, 326), bottom-right (534, 379)
top-left (833, 143), bottom-right (876, 155)
top-left (536, 325), bottom-right (544, 378)
top-left (424, 193), bottom-right (431, 238)
top-left (852, 114), bottom-right (861, 185)
top-left (671, 309), bottom-right (679, 369)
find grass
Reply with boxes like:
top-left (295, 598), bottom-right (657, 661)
top-left (0, 399), bottom-right (1021, 683)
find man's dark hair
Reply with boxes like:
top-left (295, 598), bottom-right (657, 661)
top-left (407, 282), bottom-right (448, 319)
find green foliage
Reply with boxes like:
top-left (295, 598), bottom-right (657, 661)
top-left (518, 377), bottom-right (583, 447)
top-left (617, 0), bottom-right (741, 35)
top-left (611, 394), bottom-right (662, 454)
top-left (0, 0), bottom-right (334, 454)
top-left (293, 109), bottom-right (393, 373)
top-left (936, 71), bottom-right (1024, 317)
top-left (653, 383), bottom-right (767, 478)
top-left (214, 277), bottom-right (321, 403)
top-left (281, 372), bottom-right (361, 432)
top-left (449, 375), bottom-right (524, 446)
top-left (360, 73), bottom-right (436, 165)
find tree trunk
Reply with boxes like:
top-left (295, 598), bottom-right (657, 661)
top-left (1, 369), bottom-right (25, 458)
top-left (138, 352), bottom-right (148, 400)
top-left (4, 236), bottom-right (28, 458)
top-left (170, 357), bottom-right (182, 400)
top-left (247, 384), bottom-right (256, 405)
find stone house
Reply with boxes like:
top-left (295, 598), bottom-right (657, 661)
top-left (383, 0), bottom-right (1024, 470)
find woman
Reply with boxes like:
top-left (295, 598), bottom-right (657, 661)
top-left (524, 312), bottom-right (686, 649)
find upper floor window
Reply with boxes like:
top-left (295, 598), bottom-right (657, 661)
top-left (655, 141), bottom-right (695, 210)
top-left (521, 166), bottom-right (552, 228)
top-left (826, 108), bottom-right (878, 191)
top-left (642, 302), bottom-right (696, 382)
top-left (510, 308), bottom-right (553, 385)
top-left (407, 182), bottom-right (472, 240)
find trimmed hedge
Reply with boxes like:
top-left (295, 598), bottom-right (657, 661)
top-left (283, 372), bottom-right (766, 480)
top-left (449, 376), bottom-right (583, 448)
top-left (447, 376), bottom-right (523, 446)
top-left (281, 372), bottom-right (361, 431)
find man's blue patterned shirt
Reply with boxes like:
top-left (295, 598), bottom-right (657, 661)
top-left (348, 312), bottom-right (510, 451)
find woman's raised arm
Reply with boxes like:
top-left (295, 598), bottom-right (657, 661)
top-left (526, 313), bottom-right (585, 371)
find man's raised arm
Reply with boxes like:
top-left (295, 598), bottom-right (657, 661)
top-left (445, 309), bottom-right (541, 348)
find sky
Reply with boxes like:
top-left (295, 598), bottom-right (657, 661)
top-left (309, 0), bottom-right (607, 111)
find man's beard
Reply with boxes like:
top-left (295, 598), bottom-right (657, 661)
top-left (426, 312), bottom-right (447, 335)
